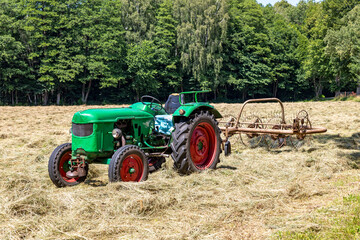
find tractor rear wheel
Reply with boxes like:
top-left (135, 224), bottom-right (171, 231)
top-left (48, 143), bottom-right (88, 187)
top-left (171, 111), bottom-right (221, 174)
top-left (108, 145), bottom-right (149, 182)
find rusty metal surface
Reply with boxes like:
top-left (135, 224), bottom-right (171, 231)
top-left (66, 170), bottom-right (79, 178)
top-left (219, 126), bottom-right (327, 135)
top-left (235, 98), bottom-right (286, 128)
top-left (219, 98), bottom-right (327, 149)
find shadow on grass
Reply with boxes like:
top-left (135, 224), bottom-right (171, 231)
top-left (218, 165), bottom-right (237, 170)
top-left (86, 179), bottom-right (107, 187)
top-left (315, 133), bottom-right (360, 168)
top-left (316, 132), bottom-right (360, 150)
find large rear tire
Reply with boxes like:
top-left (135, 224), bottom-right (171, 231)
top-left (171, 111), bottom-right (221, 174)
top-left (48, 143), bottom-right (88, 187)
top-left (108, 145), bottom-right (149, 182)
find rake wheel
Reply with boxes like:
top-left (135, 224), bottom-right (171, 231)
top-left (289, 110), bottom-right (313, 148)
top-left (239, 116), bottom-right (264, 148)
top-left (264, 119), bottom-right (291, 149)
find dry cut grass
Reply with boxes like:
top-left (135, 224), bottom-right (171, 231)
top-left (0, 100), bottom-right (359, 239)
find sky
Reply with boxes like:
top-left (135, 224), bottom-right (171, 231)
top-left (257, 0), bottom-right (320, 6)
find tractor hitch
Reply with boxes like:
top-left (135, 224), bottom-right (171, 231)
top-left (66, 166), bottom-right (87, 178)
top-left (66, 156), bottom-right (87, 178)
top-left (66, 170), bottom-right (79, 178)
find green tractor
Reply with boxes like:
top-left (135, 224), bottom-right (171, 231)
top-left (48, 91), bottom-right (223, 187)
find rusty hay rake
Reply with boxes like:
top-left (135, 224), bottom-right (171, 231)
top-left (219, 98), bottom-right (327, 153)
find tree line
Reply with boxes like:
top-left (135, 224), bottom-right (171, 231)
top-left (0, 0), bottom-right (359, 105)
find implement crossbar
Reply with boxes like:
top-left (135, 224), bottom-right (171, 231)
top-left (219, 126), bottom-right (327, 135)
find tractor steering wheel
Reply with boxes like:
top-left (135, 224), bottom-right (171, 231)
top-left (140, 95), bottom-right (164, 112)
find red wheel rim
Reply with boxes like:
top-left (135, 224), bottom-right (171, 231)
top-left (120, 154), bottom-right (144, 182)
top-left (190, 122), bottom-right (217, 169)
top-left (58, 150), bottom-right (78, 183)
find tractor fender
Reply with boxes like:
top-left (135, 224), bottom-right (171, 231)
top-left (173, 103), bottom-right (222, 122)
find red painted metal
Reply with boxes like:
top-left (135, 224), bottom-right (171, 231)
top-left (59, 150), bottom-right (78, 183)
top-left (120, 154), bottom-right (144, 182)
top-left (190, 122), bottom-right (217, 169)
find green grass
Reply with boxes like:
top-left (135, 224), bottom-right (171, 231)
top-left (276, 194), bottom-right (360, 239)
top-left (332, 95), bottom-right (360, 102)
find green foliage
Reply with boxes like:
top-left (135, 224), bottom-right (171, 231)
top-left (74, 0), bottom-right (126, 103)
top-left (174, 0), bottom-right (228, 95)
top-left (154, 0), bottom-right (181, 93)
top-left (226, 0), bottom-right (272, 99)
top-left (0, 0), bottom-right (359, 105)
top-left (126, 40), bottom-right (159, 100)
top-left (266, 8), bottom-right (302, 98)
top-left (325, 5), bottom-right (360, 94)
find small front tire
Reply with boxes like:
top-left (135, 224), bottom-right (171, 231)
top-left (48, 143), bottom-right (88, 187)
top-left (108, 145), bottom-right (149, 182)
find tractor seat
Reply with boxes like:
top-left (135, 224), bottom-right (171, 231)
top-left (164, 94), bottom-right (181, 114)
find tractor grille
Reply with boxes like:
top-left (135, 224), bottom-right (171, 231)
top-left (72, 123), bottom-right (93, 137)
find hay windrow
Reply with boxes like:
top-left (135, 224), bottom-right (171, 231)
top-left (0, 101), bottom-right (359, 239)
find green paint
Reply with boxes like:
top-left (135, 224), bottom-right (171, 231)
top-left (129, 168), bottom-right (135, 174)
top-left (173, 103), bottom-right (222, 118)
top-left (68, 94), bottom-right (219, 166)
top-left (72, 107), bottom-right (154, 124)
top-left (94, 158), bottom-right (112, 165)
top-left (198, 141), bottom-right (203, 150)
top-left (130, 102), bottom-right (167, 115)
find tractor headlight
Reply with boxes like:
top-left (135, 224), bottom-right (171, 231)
top-left (179, 109), bottom-right (185, 115)
top-left (112, 128), bottom-right (122, 139)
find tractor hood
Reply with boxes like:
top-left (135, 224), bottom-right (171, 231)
top-left (72, 107), bottom-right (154, 124)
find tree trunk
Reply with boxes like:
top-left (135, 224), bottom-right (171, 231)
top-left (136, 89), bottom-right (140, 102)
top-left (313, 78), bottom-right (323, 98)
top-left (15, 90), bottom-right (18, 105)
top-left (11, 90), bottom-right (14, 105)
top-left (356, 82), bottom-right (360, 95)
top-left (273, 80), bottom-right (278, 97)
top-left (43, 90), bottom-right (48, 105)
top-left (27, 94), bottom-right (33, 104)
top-left (224, 84), bottom-right (227, 99)
top-left (81, 80), bottom-right (92, 104)
top-left (242, 90), bottom-right (246, 102)
top-left (335, 75), bottom-right (341, 97)
top-left (82, 82), bottom-right (85, 103)
top-left (34, 93), bottom-right (37, 105)
top-left (56, 92), bottom-right (61, 105)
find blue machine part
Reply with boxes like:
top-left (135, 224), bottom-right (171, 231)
top-left (154, 115), bottom-right (174, 135)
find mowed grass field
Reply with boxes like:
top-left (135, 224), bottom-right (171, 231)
top-left (0, 100), bottom-right (359, 239)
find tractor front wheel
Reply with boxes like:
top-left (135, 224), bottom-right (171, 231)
top-left (48, 143), bottom-right (88, 187)
top-left (171, 111), bottom-right (221, 174)
top-left (108, 145), bottom-right (149, 182)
